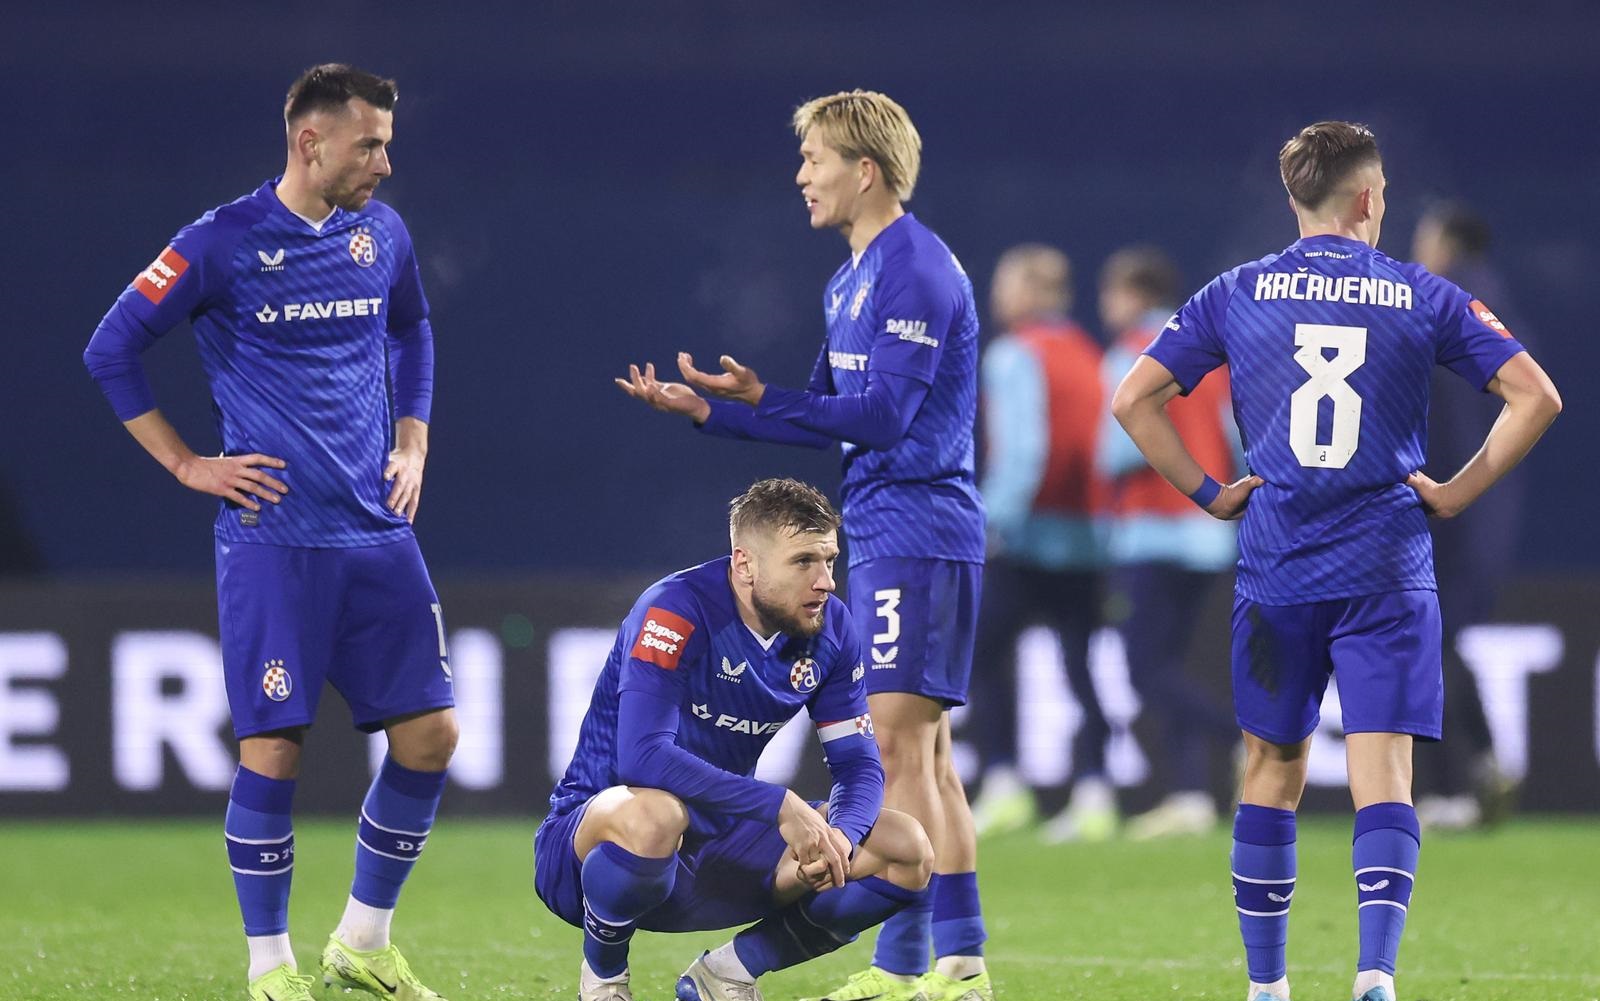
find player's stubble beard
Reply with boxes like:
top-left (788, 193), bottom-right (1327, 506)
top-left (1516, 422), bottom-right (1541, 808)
top-left (751, 583), bottom-right (825, 639)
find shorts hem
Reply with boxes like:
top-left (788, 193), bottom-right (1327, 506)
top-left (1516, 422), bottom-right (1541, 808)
top-left (866, 682), bottom-right (965, 708)
top-left (353, 698), bottom-right (458, 734)
top-left (1238, 719), bottom-right (1319, 746)
top-left (234, 716), bottom-right (316, 740)
top-left (1342, 722), bottom-right (1443, 742)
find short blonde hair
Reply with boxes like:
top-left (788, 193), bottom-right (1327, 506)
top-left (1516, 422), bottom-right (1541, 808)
top-left (793, 90), bottom-right (923, 202)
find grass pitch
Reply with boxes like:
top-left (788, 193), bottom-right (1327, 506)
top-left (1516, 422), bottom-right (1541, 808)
top-left (2, 816), bottom-right (1596, 1000)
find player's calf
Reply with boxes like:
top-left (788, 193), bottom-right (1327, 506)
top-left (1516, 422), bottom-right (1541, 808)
top-left (571, 787), bottom-right (687, 984)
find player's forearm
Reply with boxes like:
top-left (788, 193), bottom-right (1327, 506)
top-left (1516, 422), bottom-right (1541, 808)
top-left (387, 319), bottom-right (435, 423)
top-left (1441, 386), bottom-right (1560, 513)
top-left (757, 371), bottom-right (927, 451)
top-left (824, 752), bottom-right (885, 849)
top-left (619, 735), bottom-right (786, 821)
top-left (1112, 393), bottom-right (1209, 497)
top-left (615, 688), bottom-right (788, 821)
top-left (84, 309), bottom-right (161, 421)
top-left (697, 399), bottom-right (834, 449)
top-left (394, 415), bottom-right (429, 457)
top-left (122, 410), bottom-right (201, 476)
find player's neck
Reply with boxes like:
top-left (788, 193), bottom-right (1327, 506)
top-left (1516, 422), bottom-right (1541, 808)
top-left (841, 200), bottom-right (905, 257)
top-left (1296, 216), bottom-right (1376, 247)
top-left (275, 170), bottom-right (336, 223)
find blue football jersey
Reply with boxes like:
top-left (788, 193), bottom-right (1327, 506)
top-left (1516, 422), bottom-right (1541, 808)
top-left (1146, 234), bottom-right (1525, 604)
top-left (819, 214), bottom-right (986, 566)
top-left (549, 558), bottom-right (873, 831)
top-left (88, 179), bottom-right (432, 547)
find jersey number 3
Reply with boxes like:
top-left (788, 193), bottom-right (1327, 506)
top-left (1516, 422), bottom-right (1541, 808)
top-left (1289, 323), bottom-right (1366, 469)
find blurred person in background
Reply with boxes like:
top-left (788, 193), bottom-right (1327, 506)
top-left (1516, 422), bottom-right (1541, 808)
top-left (1097, 246), bottom-right (1242, 839)
top-left (1410, 203), bottom-right (1525, 830)
top-left (967, 244), bottom-right (1116, 843)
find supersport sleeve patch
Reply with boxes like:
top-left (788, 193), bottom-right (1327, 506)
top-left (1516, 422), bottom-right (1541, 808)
top-left (133, 245), bottom-right (191, 305)
top-left (629, 606), bottom-right (696, 669)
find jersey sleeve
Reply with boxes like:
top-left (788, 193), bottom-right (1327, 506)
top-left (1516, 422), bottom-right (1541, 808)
top-left (82, 220), bottom-right (232, 420)
top-left (612, 591), bottom-right (788, 823)
top-left (615, 596), bottom-right (703, 703)
top-left (862, 258), bottom-right (959, 386)
top-left (1417, 269), bottom-right (1528, 390)
top-left (383, 215), bottom-right (435, 423)
top-left (1143, 276), bottom-right (1230, 394)
top-left (807, 609), bottom-right (883, 849)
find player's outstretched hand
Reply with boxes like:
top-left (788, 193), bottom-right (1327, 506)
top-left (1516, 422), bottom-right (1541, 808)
top-left (384, 445), bottom-right (426, 524)
top-left (174, 453), bottom-right (287, 513)
top-left (1206, 474), bottom-right (1265, 521)
top-left (778, 790), bottom-right (848, 891)
top-left (615, 362), bottom-right (711, 422)
top-left (677, 352), bottom-right (766, 407)
top-left (1407, 471), bottom-right (1463, 518)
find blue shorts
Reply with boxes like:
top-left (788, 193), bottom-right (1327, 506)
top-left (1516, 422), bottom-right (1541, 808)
top-left (533, 800), bottom-right (789, 933)
top-left (848, 557), bottom-right (983, 707)
top-left (1231, 590), bottom-right (1443, 744)
top-left (215, 537), bottom-right (455, 739)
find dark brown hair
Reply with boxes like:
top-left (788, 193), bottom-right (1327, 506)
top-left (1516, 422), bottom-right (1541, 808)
top-left (1100, 245), bottom-right (1181, 306)
top-left (284, 64), bottom-right (397, 124)
top-left (1278, 121), bottom-right (1381, 210)
top-left (729, 478), bottom-right (841, 541)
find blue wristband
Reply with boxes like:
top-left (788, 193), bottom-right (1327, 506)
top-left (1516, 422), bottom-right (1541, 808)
top-left (1188, 475), bottom-right (1222, 509)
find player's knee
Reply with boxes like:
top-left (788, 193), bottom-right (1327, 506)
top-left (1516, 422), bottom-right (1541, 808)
top-left (612, 788), bottom-right (688, 855)
top-left (876, 726), bottom-right (936, 774)
top-left (390, 710), bottom-right (459, 771)
top-left (872, 809), bottom-right (934, 891)
top-left (239, 731), bottom-right (304, 780)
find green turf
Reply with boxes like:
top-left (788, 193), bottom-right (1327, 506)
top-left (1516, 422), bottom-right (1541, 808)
top-left (2, 817), bottom-right (1596, 1000)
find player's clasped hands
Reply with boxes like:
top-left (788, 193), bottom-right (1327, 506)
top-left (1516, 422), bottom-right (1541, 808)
top-left (174, 452), bottom-right (288, 513)
top-left (777, 790), bottom-right (849, 892)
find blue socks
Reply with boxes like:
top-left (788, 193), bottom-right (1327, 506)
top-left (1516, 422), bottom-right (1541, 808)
top-left (1231, 804), bottom-right (1297, 984)
top-left (870, 871), bottom-right (984, 974)
top-left (580, 842), bottom-right (677, 978)
top-left (931, 872), bottom-right (986, 958)
top-left (735, 876), bottom-right (921, 977)
top-left (225, 766), bottom-right (296, 936)
top-left (351, 756), bottom-right (448, 909)
top-left (870, 881), bottom-right (933, 975)
top-left (1353, 802), bottom-right (1420, 976)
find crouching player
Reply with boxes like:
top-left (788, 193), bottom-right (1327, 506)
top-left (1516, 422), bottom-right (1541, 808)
top-left (535, 479), bottom-right (934, 1000)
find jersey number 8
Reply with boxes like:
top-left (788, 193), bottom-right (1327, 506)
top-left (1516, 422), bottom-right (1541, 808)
top-left (1289, 323), bottom-right (1366, 469)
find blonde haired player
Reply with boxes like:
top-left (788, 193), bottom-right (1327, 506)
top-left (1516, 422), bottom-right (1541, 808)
top-left (620, 90), bottom-right (993, 1001)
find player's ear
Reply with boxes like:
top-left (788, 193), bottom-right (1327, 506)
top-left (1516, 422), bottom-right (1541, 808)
top-left (857, 157), bottom-right (875, 195)
top-left (1356, 186), bottom-right (1374, 222)
top-left (292, 126), bottom-right (320, 165)
top-left (730, 544), bottom-right (756, 583)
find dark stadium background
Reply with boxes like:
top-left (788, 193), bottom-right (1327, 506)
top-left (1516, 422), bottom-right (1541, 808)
top-left (1, 4), bottom-right (1597, 818)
